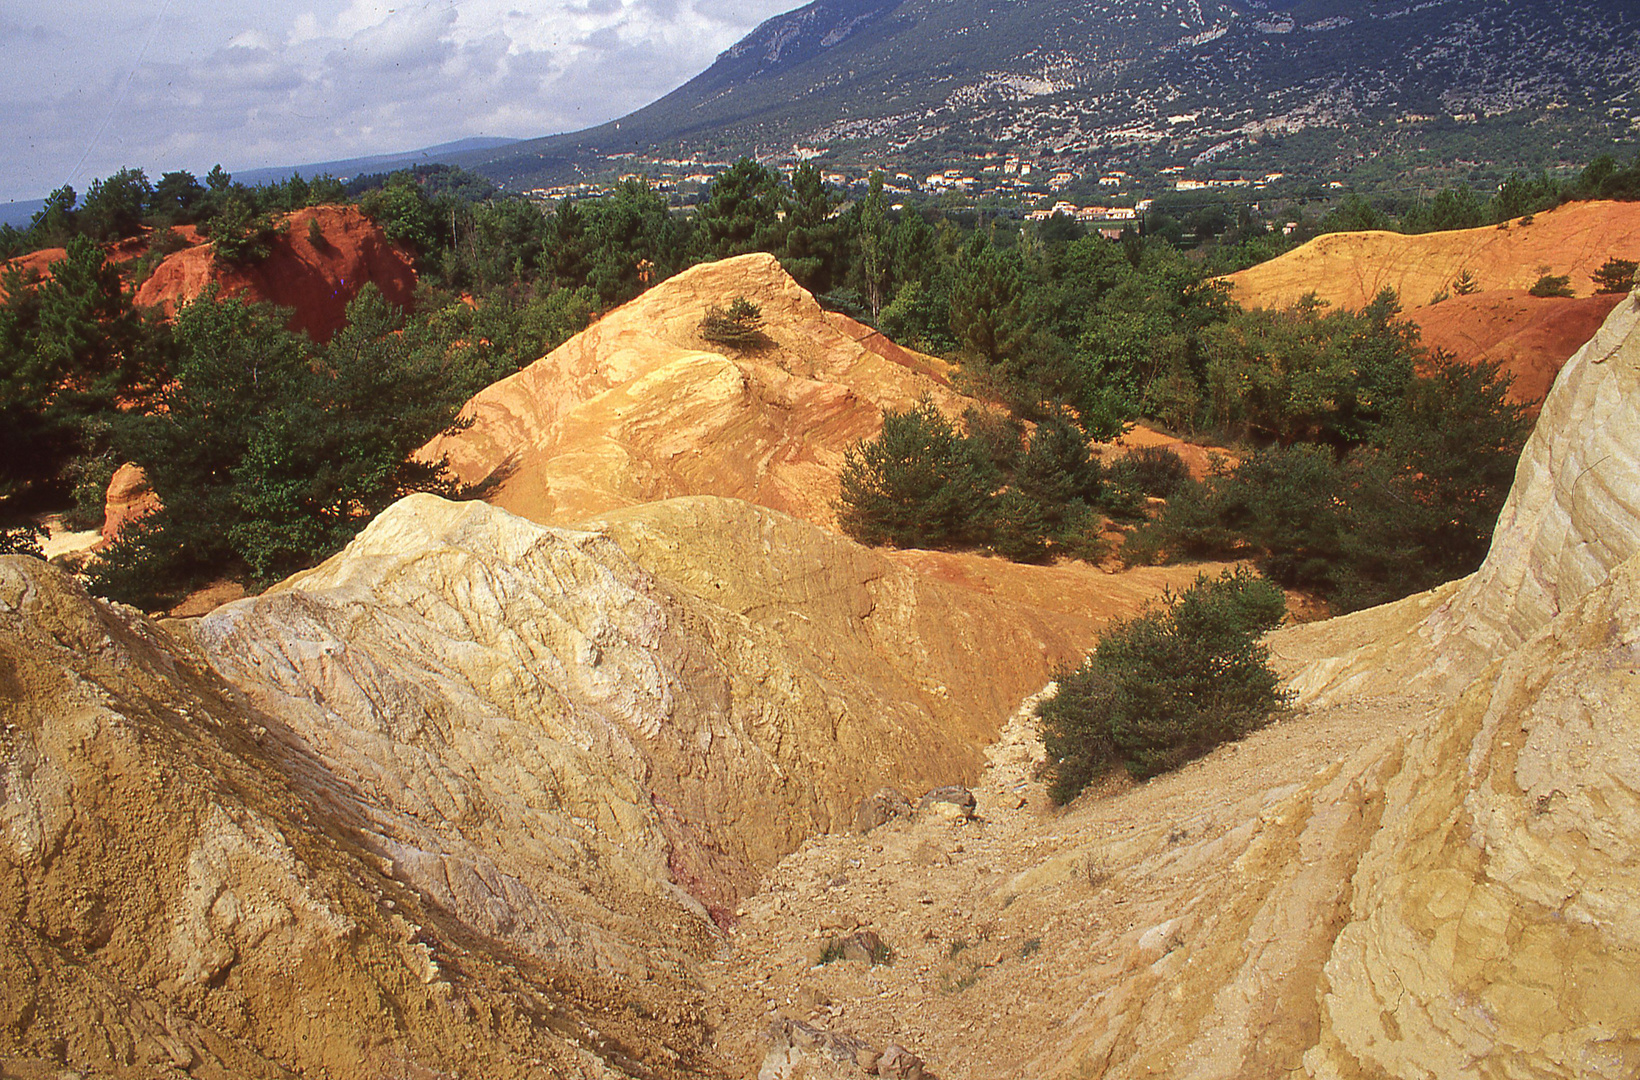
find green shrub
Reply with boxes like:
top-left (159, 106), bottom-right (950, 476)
top-left (1200, 290), bottom-right (1420, 447)
top-left (1128, 356), bottom-right (1529, 613)
top-left (1039, 568), bottom-right (1289, 799)
top-left (0, 523), bottom-right (45, 558)
top-left (836, 401), bottom-right (997, 549)
top-left (204, 196), bottom-right (287, 265)
top-left (1105, 445), bottom-right (1190, 499)
top-left (698, 297), bottom-right (766, 345)
top-left (1528, 272), bottom-right (1574, 298)
top-left (1592, 257), bottom-right (1638, 295)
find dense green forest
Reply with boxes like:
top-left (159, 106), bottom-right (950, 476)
top-left (2, 152), bottom-right (1633, 612)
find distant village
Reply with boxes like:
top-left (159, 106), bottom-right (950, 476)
top-left (516, 146), bottom-right (1322, 227)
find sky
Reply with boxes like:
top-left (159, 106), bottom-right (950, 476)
top-left (0, 0), bottom-right (798, 203)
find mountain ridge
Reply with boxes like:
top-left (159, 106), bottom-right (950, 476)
top-left (466, 0), bottom-right (1640, 189)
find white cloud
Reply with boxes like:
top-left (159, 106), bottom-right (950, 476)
top-left (0, 0), bottom-right (801, 202)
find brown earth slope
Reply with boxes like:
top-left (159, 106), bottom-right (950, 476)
top-left (422, 252), bottom-right (973, 531)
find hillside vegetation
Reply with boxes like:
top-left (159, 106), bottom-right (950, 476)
top-left (1, 157), bottom-right (1607, 620)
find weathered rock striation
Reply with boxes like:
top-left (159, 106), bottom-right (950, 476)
top-left (0, 551), bottom-right (703, 1079)
top-left (197, 493), bottom-right (1104, 935)
top-left (9, 250), bottom-right (1637, 1080)
top-left (422, 252), bottom-right (972, 530)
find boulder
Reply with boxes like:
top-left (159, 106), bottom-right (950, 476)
top-left (876, 1043), bottom-right (926, 1080)
top-left (917, 786), bottom-right (976, 822)
top-left (759, 1017), bottom-right (874, 1080)
top-left (837, 929), bottom-right (889, 965)
top-left (855, 787), bottom-right (914, 832)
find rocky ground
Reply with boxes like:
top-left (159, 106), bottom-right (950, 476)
top-left (711, 681), bottom-right (1437, 1080)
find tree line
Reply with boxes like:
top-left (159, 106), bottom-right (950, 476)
top-left (0, 151), bottom-right (1590, 615)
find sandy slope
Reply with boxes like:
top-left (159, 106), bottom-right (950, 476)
top-left (1409, 289), bottom-right (1626, 407)
top-left (1222, 200), bottom-right (1640, 314)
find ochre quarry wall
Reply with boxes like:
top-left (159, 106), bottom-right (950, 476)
top-left (133, 205), bottom-right (416, 342)
top-left (421, 252), bottom-right (972, 530)
top-left (1036, 288), bottom-right (1640, 1078)
top-left (1221, 200), bottom-right (1640, 314)
top-left (3, 487), bottom-right (1202, 1078)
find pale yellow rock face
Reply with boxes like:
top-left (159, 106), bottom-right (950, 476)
top-left (4, 489), bottom-right (1170, 1077)
top-left (1309, 560), bottom-right (1640, 1079)
top-left (193, 493), bottom-right (1100, 943)
top-left (1077, 289), bottom-right (1640, 1077)
top-left (1427, 289), bottom-right (1640, 669)
top-left (422, 252), bottom-right (969, 530)
top-left (1275, 287), bottom-right (1640, 708)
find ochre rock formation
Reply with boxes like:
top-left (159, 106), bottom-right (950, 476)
top-left (1222, 200), bottom-right (1640, 314)
top-left (705, 290), bottom-right (1640, 1080)
top-left (134, 205), bottom-right (415, 341)
top-left (1057, 290), bottom-right (1640, 1074)
top-left (196, 493), bottom-right (1134, 931)
top-left (10, 240), bottom-right (1637, 1078)
top-left (1282, 287), bottom-right (1640, 705)
top-left (97, 462), bottom-right (158, 547)
top-left (1409, 289), bottom-right (1627, 408)
top-left (0, 552), bottom-right (705, 1079)
top-left (422, 253), bottom-right (975, 530)
top-left (0, 484), bottom-right (1207, 1077)
top-left (0, 248), bottom-right (68, 299)
top-left (821, 311), bottom-right (955, 387)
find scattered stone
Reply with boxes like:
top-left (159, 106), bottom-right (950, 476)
top-left (855, 787), bottom-right (914, 832)
top-left (877, 1043), bottom-right (926, 1080)
top-left (758, 1017), bottom-right (873, 1080)
top-left (839, 929), bottom-right (889, 965)
top-left (917, 786), bottom-right (976, 821)
top-left (821, 928), bottom-right (892, 966)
